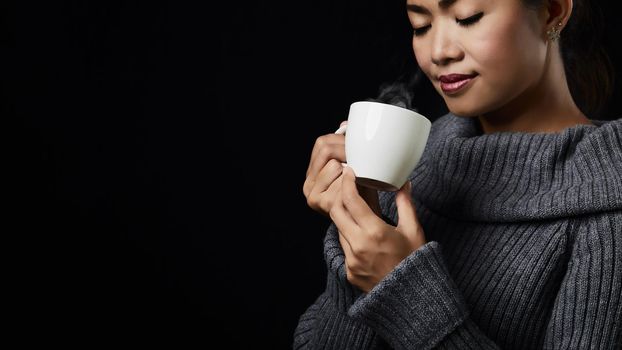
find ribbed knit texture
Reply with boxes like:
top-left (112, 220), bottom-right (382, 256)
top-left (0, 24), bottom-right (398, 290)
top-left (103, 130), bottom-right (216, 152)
top-left (293, 114), bottom-right (622, 349)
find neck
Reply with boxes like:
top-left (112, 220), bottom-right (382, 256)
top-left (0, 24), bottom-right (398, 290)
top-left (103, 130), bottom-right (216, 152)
top-left (478, 46), bottom-right (592, 134)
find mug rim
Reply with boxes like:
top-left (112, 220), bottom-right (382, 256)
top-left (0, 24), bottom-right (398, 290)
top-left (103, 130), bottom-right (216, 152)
top-left (350, 101), bottom-right (431, 128)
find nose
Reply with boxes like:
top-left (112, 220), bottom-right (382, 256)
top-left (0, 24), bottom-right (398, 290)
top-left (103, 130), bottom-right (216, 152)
top-left (430, 26), bottom-right (463, 66)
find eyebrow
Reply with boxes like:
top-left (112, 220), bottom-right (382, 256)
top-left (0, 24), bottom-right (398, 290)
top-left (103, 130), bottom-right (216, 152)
top-left (407, 0), bottom-right (458, 14)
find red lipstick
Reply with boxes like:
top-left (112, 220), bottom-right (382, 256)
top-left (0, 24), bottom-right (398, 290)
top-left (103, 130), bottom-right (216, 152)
top-left (439, 73), bottom-right (477, 94)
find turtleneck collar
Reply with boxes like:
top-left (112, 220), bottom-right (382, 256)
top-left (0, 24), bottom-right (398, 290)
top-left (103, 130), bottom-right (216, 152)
top-left (410, 114), bottom-right (622, 222)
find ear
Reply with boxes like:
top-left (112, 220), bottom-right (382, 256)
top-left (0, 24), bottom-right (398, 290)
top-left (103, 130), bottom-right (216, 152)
top-left (545, 0), bottom-right (573, 28)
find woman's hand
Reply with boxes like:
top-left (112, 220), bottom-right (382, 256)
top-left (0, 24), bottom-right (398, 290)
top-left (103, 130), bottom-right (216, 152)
top-left (330, 166), bottom-right (426, 293)
top-left (303, 122), bottom-right (347, 217)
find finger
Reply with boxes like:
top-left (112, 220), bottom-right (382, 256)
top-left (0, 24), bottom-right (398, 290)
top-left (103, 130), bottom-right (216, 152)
top-left (315, 159), bottom-right (345, 191)
top-left (334, 120), bottom-right (349, 135)
top-left (337, 228), bottom-right (359, 287)
top-left (341, 166), bottom-right (382, 229)
top-left (330, 183), bottom-right (359, 250)
top-left (306, 135), bottom-right (346, 178)
top-left (396, 181), bottom-right (419, 231)
top-left (337, 227), bottom-right (355, 265)
top-left (308, 130), bottom-right (346, 170)
top-left (304, 157), bottom-right (342, 197)
top-left (307, 160), bottom-right (344, 200)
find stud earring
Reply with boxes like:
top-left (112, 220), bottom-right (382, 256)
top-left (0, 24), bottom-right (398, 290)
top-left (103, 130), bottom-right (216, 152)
top-left (547, 22), bottom-right (563, 41)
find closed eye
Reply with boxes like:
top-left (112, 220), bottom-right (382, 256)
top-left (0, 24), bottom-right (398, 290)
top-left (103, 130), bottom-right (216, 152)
top-left (413, 12), bottom-right (483, 37)
top-left (413, 25), bottom-right (431, 36)
top-left (456, 12), bottom-right (483, 26)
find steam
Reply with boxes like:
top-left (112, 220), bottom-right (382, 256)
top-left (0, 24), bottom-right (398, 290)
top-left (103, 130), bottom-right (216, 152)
top-left (367, 70), bottom-right (423, 111)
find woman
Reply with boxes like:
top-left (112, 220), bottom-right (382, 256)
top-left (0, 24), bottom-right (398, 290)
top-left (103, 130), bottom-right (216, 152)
top-left (295, 0), bottom-right (621, 348)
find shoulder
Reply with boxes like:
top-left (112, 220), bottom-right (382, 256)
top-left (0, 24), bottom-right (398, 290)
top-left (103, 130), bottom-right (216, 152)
top-left (582, 117), bottom-right (622, 142)
top-left (574, 118), bottom-right (622, 172)
top-left (570, 210), bottom-right (622, 255)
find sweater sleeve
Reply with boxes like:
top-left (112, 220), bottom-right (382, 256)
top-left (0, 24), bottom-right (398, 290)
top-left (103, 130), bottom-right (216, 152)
top-left (347, 240), bottom-right (500, 349)
top-left (292, 223), bottom-right (498, 349)
top-left (292, 224), bottom-right (389, 349)
top-left (347, 212), bottom-right (622, 349)
top-left (293, 213), bottom-right (622, 349)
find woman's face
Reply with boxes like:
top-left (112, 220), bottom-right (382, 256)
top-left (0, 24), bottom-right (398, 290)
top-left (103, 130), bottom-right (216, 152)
top-left (407, 0), bottom-right (548, 117)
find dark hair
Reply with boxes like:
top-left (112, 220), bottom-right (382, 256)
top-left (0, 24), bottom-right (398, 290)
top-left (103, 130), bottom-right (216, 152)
top-left (523, 0), bottom-right (614, 116)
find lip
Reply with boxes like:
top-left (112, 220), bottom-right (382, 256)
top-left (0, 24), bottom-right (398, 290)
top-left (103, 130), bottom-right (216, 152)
top-left (439, 73), bottom-right (477, 94)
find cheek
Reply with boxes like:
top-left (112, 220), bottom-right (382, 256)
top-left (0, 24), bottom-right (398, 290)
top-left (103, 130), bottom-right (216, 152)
top-left (469, 19), bottom-right (542, 82)
top-left (413, 42), bottom-right (433, 78)
top-left (468, 23), bottom-right (516, 73)
top-left (470, 41), bottom-right (521, 84)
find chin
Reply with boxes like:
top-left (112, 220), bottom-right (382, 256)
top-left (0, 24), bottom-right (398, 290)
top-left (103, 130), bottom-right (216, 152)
top-left (446, 104), bottom-right (481, 118)
top-left (439, 85), bottom-right (493, 117)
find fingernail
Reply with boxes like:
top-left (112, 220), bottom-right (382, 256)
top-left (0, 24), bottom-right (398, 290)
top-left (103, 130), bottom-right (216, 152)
top-left (334, 124), bottom-right (347, 135)
top-left (343, 165), bottom-right (352, 175)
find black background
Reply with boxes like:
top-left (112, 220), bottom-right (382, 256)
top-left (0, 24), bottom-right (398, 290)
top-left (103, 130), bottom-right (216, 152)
top-left (8, 0), bottom-right (621, 348)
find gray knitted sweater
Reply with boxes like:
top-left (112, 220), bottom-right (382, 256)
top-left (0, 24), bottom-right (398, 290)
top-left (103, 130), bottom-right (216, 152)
top-left (293, 114), bottom-right (622, 349)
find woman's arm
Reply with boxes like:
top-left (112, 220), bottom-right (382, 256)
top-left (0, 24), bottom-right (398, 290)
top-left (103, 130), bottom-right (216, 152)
top-left (347, 212), bottom-right (622, 349)
top-left (293, 225), bottom-right (389, 349)
top-left (296, 212), bottom-right (621, 349)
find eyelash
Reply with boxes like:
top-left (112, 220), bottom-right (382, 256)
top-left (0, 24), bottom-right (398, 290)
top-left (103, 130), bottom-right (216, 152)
top-left (457, 12), bottom-right (483, 26)
top-left (413, 12), bottom-right (484, 37)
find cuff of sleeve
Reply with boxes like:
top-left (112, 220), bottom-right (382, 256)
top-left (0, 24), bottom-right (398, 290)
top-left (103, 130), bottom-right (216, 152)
top-left (347, 241), bottom-right (469, 350)
top-left (324, 223), bottom-right (365, 312)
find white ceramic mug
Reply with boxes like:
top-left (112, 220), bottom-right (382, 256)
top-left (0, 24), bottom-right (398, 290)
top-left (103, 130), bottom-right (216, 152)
top-left (335, 101), bottom-right (431, 191)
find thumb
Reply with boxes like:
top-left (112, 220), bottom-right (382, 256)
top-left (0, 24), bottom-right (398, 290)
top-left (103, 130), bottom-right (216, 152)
top-left (395, 181), bottom-right (419, 231)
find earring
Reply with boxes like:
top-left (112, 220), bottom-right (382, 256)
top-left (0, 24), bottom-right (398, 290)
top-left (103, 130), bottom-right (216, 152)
top-left (547, 22), bottom-right (563, 41)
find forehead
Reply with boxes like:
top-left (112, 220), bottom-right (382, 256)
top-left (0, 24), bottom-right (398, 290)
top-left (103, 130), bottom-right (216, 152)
top-left (406, 0), bottom-right (504, 14)
top-left (407, 0), bottom-right (459, 8)
top-left (406, 0), bottom-right (461, 14)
